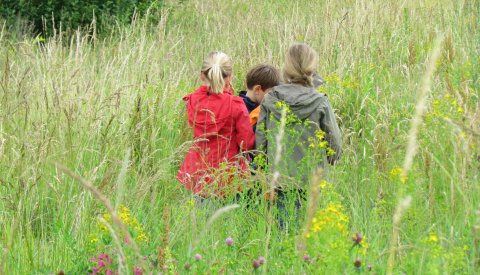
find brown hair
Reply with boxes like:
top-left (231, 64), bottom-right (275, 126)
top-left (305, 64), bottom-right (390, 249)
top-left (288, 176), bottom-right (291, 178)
top-left (201, 51), bottom-right (233, 94)
top-left (246, 64), bottom-right (281, 90)
top-left (283, 43), bottom-right (318, 87)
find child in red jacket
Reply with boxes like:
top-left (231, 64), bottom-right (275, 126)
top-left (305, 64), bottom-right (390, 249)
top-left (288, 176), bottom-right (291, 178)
top-left (177, 51), bottom-right (255, 197)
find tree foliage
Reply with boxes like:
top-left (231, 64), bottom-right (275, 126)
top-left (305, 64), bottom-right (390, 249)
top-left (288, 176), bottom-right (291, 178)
top-left (0, 0), bottom-right (164, 35)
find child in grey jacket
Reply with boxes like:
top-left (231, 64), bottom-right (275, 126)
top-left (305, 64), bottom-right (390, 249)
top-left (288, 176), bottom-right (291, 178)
top-left (255, 43), bottom-right (342, 230)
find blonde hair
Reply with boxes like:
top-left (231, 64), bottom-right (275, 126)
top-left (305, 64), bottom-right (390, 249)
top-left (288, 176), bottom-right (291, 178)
top-left (201, 51), bottom-right (233, 94)
top-left (283, 43), bottom-right (318, 87)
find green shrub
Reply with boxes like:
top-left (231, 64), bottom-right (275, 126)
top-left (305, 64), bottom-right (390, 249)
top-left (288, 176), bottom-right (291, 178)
top-left (0, 0), bottom-right (164, 36)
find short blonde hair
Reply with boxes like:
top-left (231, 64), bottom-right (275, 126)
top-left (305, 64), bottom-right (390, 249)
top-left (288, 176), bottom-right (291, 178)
top-left (201, 51), bottom-right (233, 94)
top-left (283, 44), bottom-right (318, 87)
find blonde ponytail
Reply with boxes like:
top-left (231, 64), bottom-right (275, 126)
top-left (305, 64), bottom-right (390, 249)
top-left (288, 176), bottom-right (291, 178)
top-left (201, 51), bottom-right (233, 94)
top-left (208, 62), bottom-right (226, 95)
top-left (283, 44), bottom-right (318, 87)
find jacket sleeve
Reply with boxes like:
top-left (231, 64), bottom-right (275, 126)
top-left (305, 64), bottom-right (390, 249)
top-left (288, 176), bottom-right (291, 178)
top-left (234, 101), bottom-right (255, 151)
top-left (255, 103), bottom-right (268, 154)
top-left (319, 97), bottom-right (342, 165)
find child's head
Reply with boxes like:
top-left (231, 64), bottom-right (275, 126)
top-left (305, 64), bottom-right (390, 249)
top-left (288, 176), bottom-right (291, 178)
top-left (283, 43), bottom-right (318, 87)
top-left (200, 51), bottom-right (233, 94)
top-left (245, 64), bottom-right (281, 103)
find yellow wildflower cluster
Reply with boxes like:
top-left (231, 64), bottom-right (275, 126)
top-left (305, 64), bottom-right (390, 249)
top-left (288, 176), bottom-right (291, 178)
top-left (421, 232), bottom-right (469, 272)
top-left (341, 77), bottom-right (360, 90)
top-left (323, 73), bottom-right (360, 90)
top-left (274, 100), bottom-right (290, 111)
top-left (307, 130), bottom-right (327, 149)
top-left (389, 166), bottom-right (408, 183)
top-left (427, 93), bottom-right (464, 122)
top-left (319, 180), bottom-right (332, 191)
top-left (307, 130), bottom-right (336, 156)
top-left (421, 233), bottom-right (443, 259)
top-left (324, 73), bottom-right (341, 85)
top-left (303, 180), bottom-right (373, 269)
top-left (273, 100), bottom-right (300, 125)
top-left (428, 233), bottom-right (439, 242)
top-left (318, 85), bottom-right (327, 94)
top-left (98, 206), bottom-right (149, 243)
top-left (89, 234), bottom-right (100, 244)
top-left (308, 202), bottom-right (349, 237)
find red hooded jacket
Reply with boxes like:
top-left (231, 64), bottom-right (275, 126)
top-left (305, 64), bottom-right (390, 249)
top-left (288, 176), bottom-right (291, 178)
top-left (177, 85), bottom-right (255, 195)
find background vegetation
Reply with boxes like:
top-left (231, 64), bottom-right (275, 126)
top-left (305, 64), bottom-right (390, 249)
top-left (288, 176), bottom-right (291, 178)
top-left (0, 0), bottom-right (164, 36)
top-left (0, 0), bottom-right (479, 274)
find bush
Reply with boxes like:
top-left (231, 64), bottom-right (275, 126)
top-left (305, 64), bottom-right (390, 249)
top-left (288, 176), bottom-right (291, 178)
top-left (0, 0), bottom-right (164, 36)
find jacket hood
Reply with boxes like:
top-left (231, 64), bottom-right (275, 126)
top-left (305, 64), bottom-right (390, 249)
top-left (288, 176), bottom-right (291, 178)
top-left (183, 85), bottom-right (234, 136)
top-left (263, 84), bottom-right (326, 120)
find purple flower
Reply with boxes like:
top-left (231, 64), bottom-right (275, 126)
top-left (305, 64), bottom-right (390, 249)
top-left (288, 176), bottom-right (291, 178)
top-left (352, 232), bottom-right (363, 245)
top-left (195, 253), bottom-right (202, 261)
top-left (354, 258), bottom-right (362, 268)
top-left (225, 237), bottom-right (234, 246)
top-left (258, 256), bottom-right (265, 265)
top-left (252, 260), bottom-right (261, 269)
top-left (303, 254), bottom-right (311, 261)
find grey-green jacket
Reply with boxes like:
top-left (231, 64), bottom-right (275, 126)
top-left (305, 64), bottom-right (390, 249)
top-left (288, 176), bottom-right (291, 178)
top-left (255, 84), bottom-right (342, 187)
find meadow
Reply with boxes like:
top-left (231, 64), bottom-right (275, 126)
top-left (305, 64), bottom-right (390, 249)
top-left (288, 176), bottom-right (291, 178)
top-left (0, 0), bottom-right (479, 274)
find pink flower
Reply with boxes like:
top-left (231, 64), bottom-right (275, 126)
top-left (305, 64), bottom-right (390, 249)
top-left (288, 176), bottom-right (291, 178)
top-left (106, 270), bottom-right (113, 275)
top-left (92, 267), bottom-right (100, 275)
top-left (133, 267), bottom-right (143, 275)
top-left (225, 237), bottom-right (234, 246)
top-left (258, 256), bottom-right (265, 265)
top-left (195, 253), bottom-right (202, 261)
top-left (99, 254), bottom-right (112, 264)
top-left (303, 254), bottom-right (311, 261)
top-left (98, 261), bottom-right (106, 268)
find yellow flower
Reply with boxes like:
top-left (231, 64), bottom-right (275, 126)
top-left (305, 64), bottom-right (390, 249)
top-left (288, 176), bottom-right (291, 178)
top-left (137, 231), bottom-right (148, 242)
top-left (318, 86), bottom-right (327, 93)
top-left (309, 202), bottom-right (349, 236)
top-left (390, 166), bottom-right (408, 183)
top-left (89, 235), bottom-right (99, 243)
top-left (390, 167), bottom-right (402, 177)
top-left (319, 181), bottom-right (327, 189)
top-left (429, 234), bottom-right (439, 242)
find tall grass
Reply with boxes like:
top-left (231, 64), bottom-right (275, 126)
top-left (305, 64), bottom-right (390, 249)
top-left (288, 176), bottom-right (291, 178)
top-left (0, 0), bottom-right (479, 273)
